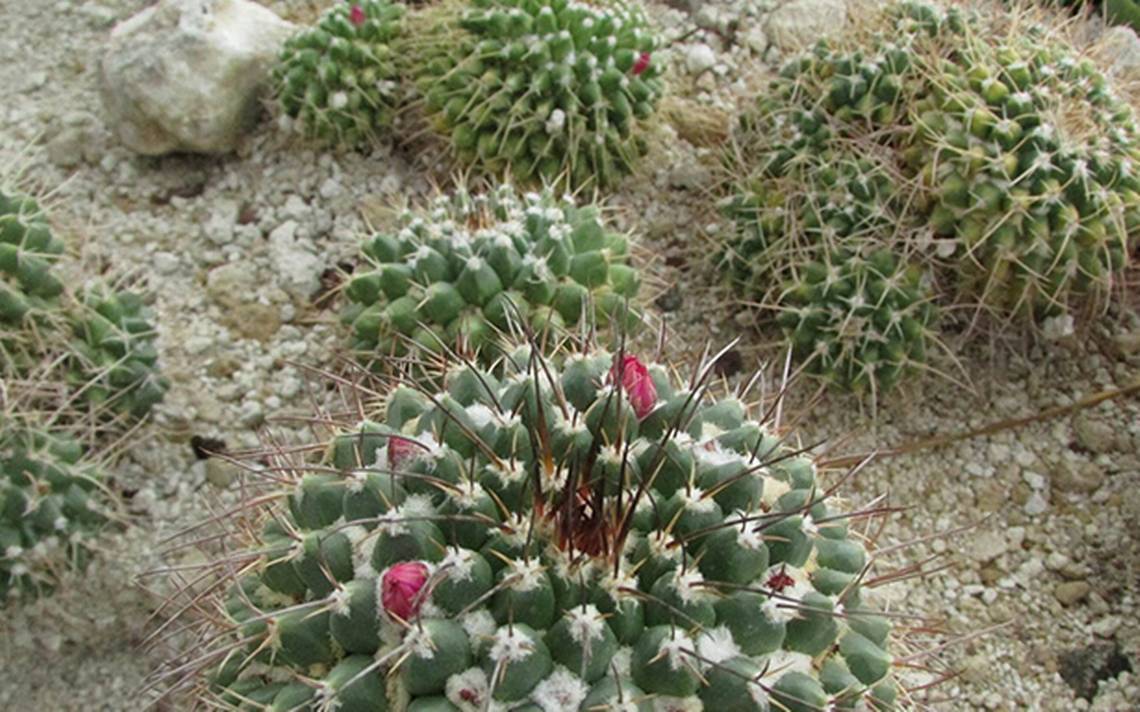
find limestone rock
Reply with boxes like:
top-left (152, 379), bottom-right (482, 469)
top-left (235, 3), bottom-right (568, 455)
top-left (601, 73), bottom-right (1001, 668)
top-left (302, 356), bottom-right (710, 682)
top-left (100, 0), bottom-right (295, 155)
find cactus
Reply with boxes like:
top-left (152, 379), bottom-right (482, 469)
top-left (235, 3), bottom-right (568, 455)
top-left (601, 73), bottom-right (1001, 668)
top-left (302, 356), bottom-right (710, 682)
top-left (274, 0), bottom-right (405, 146)
top-left (158, 343), bottom-right (905, 711)
top-left (778, 249), bottom-right (936, 395)
top-left (0, 188), bottom-right (66, 368)
top-left (0, 422), bottom-right (111, 603)
top-left (66, 287), bottom-right (169, 421)
top-left (411, 0), bottom-right (665, 188)
top-left (342, 185), bottom-right (641, 366)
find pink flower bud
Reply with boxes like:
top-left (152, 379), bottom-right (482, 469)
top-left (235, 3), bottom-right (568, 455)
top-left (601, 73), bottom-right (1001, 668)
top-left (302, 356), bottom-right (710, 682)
top-left (632, 52), bottom-right (651, 76)
top-left (611, 354), bottom-right (657, 420)
top-left (349, 4), bottom-right (366, 26)
top-left (381, 561), bottom-right (430, 621)
top-left (387, 436), bottom-right (423, 470)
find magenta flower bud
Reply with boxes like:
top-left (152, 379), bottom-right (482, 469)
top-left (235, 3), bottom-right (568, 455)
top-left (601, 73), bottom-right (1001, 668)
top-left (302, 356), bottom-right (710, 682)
top-left (632, 51), bottom-right (651, 76)
top-left (387, 436), bottom-right (423, 470)
top-left (612, 354), bottom-right (657, 419)
top-left (381, 561), bottom-right (430, 621)
top-left (349, 4), bottom-right (366, 26)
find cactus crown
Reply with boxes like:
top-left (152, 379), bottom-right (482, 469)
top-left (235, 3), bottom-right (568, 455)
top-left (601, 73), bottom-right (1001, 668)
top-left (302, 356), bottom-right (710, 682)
top-left (414, 0), bottom-right (665, 188)
top-left (274, 0), bottom-right (405, 145)
top-left (343, 185), bottom-right (641, 367)
top-left (163, 342), bottom-right (903, 711)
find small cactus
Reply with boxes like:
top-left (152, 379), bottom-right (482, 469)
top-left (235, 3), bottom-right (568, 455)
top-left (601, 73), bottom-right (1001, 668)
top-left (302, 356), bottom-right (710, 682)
top-left (274, 0), bottom-right (405, 145)
top-left (0, 423), bottom-right (111, 604)
top-left (0, 188), bottom-right (66, 366)
top-left (66, 287), bottom-right (169, 420)
top-left (778, 249), bottom-right (936, 395)
top-left (156, 343), bottom-right (906, 710)
top-left (342, 185), bottom-right (641, 366)
top-left (412, 0), bottom-right (665, 187)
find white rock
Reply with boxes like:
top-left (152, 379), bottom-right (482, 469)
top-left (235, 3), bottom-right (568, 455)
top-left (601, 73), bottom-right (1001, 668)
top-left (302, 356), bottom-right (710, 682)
top-left (268, 220), bottom-right (323, 301)
top-left (100, 0), bottom-right (295, 155)
top-left (743, 25), bottom-right (768, 55)
top-left (1024, 492), bottom-right (1049, 516)
top-left (1099, 26), bottom-right (1140, 77)
top-left (685, 43), bottom-right (717, 74)
top-left (766, 0), bottom-right (848, 52)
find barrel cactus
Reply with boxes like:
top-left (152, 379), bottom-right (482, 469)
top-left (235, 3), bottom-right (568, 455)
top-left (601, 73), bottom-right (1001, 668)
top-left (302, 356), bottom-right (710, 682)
top-left (412, 0), bottom-right (665, 188)
top-left (274, 0), bottom-right (405, 145)
top-left (778, 249), bottom-right (936, 395)
top-left (342, 185), bottom-right (641, 366)
top-left (158, 343), bottom-right (903, 710)
top-left (0, 422), bottom-right (110, 603)
top-left (67, 287), bottom-right (169, 420)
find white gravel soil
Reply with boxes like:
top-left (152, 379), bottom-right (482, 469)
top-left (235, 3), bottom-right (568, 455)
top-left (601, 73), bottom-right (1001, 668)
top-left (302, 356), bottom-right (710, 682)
top-left (0, 0), bottom-right (1137, 710)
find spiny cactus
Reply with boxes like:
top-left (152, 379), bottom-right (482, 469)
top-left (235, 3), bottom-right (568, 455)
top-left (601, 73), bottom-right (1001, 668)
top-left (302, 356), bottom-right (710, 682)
top-left (412, 0), bottom-right (665, 188)
top-left (778, 249), bottom-right (936, 395)
top-left (342, 185), bottom-right (641, 366)
top-left (0, 188), bottom-right (66, 364)
top-left (274, 0), bottom-right (405, 146)
top-left (66, 287), bottom-right (169, 420)
top-left (0, 422), bottom-right (111, 603)
top-left (157, 342), bottom-right (908, 711)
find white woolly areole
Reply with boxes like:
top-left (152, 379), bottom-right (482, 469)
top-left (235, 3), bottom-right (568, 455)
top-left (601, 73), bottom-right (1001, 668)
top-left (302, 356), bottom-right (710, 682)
top-left (488, 625), bottom-right (538, 663)
top-left (800, 514), bottom-right (820, 536)
top-left (612, 646), bottom-right (633, 677)
top-left (761, 649), bottom-right (814, 678)
top-left (465, 403), bottom-right (500, 429)
top-left (445, 667), bottom-right (499, 712)
top-left (670, 569), bottom-right (710, 604)
top-left (504, 557), bottom-right (546, 592)
top-left (404, 623), bottom-right (440, 660)
top-left (727, 512), bottom-right (765, 550)
top-left (653, 697), bottom-right (704, 712)
top-left (402, 493), bottom-right (437, 518)
top-left (695, 440), bottom-right (746, 467)
top-left (533, 668), bottom-right (590, 711)
top-left (329, 586), bottom-right (353, 617)
top-left (761, 478), bottom-right (791, 508)
top-left (564, 605), bottom-right (608, 644)
top-left (656, 634), bottom-right (696, 672)
top-left (679, 487), bottom-right (718, 514)
top-left (696, 626), bottom-right (740, 667)
top-left (441, 547), bottom-right (478, 582)
top-left (460, 609), bottom-right (497, 643)
top-left (451, 479), bottom-right (488, 509)
top-left (346, 469), bottom-right (370, 494)
top-left (488, 459), bottom-right (528, 486)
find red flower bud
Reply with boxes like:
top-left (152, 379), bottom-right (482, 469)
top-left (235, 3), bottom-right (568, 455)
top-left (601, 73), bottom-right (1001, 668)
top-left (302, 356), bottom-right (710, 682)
top-left (632, 52), bottom-right (651, 76)
top-left (388, 436), bottom-right (424, 470)
top-left (349, 4), bottom-right (366, 26)
top-left (766, 567), bottom-right (796, 594)
top-left (611, 354), bottom-right (657, 419)
top-left (381, 561), bottom-right (430, 621)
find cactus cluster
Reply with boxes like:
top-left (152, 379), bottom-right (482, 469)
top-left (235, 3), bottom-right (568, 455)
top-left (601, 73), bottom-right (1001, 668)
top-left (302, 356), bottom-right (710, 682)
top-left (343, 186), bottom-right (640, 366)
top-left (67, 287), bottom-right (170, 420)
top-left (0, 424), bottom-right (110, 603)
top-left (171, 344), bottom-right (900, 710)
top-left (1, 188), bottom-right (65, 363)
top-left (778, 249), bottom-right (936, 394)
top-left (414, 0), bottom-right (664, 188)
top-left (725, 0), bottom-right (1138, 394)
top-left (274, 0), bottom-right (404, 146)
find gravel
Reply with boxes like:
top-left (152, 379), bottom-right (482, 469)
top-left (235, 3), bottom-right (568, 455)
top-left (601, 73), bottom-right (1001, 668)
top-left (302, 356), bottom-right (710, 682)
top-left (1, 0), bottom-right (1138, 711)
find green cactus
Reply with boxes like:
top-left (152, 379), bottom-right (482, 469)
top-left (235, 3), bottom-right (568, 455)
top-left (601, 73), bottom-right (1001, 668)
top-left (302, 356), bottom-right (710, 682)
top-left (274, 0), bottom-right (405, 146)
top-left (778, 249), bottom-right (936, 395)
top-left (412, 0), bottom-right (665, 188)
top-left (0, 422), bottom-right (111, 603)
top-left (342, 185), bottom-right (641, 366)
top-left (66, 287), bottom-right (169, 420)
top-left (160, 343), bottom-right (903, 710)
top-left (0, 188), bottom-right (66, 367)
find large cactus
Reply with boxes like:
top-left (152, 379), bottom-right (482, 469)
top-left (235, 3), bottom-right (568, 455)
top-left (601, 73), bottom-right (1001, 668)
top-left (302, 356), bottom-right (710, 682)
top-left (157, 343), bottom-right (904, 710)
top-left (411, 0), bottom-right (665, 188)
top-left (342, 185), bottom-right (641, 367)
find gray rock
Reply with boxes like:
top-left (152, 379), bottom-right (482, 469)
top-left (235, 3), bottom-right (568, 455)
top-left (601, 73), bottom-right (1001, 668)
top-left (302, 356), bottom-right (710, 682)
top-left (685, 43), bottom-right (717, 74)
top-left (1074, 415), bottom-right (1118, 454)
top-left (766, 0), bottom-right (847, 52)
top-left (100, 0), bottom-right (295, 155)
top-left (1054, 580), bottom-right (1091, 607)
top-left (269, 220), bottom-right (323, 301)
top-left (1052, 458), bottom-right (1107, 494)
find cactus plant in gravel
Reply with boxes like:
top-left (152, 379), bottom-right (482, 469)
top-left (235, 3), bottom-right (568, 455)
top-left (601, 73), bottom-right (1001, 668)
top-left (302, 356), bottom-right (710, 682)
top-left (411, 0), bottom-right (665, 188)
top-left (343, 185), bottom-right (641, 366)
top-left (0, 421), bottom-right (112, 604)
top-left (274, 0), bottom-right (405, 146)
top-left (155, 341), bottom-right (910, 710)
top-left (66, 286), bottom-right (169, 420)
